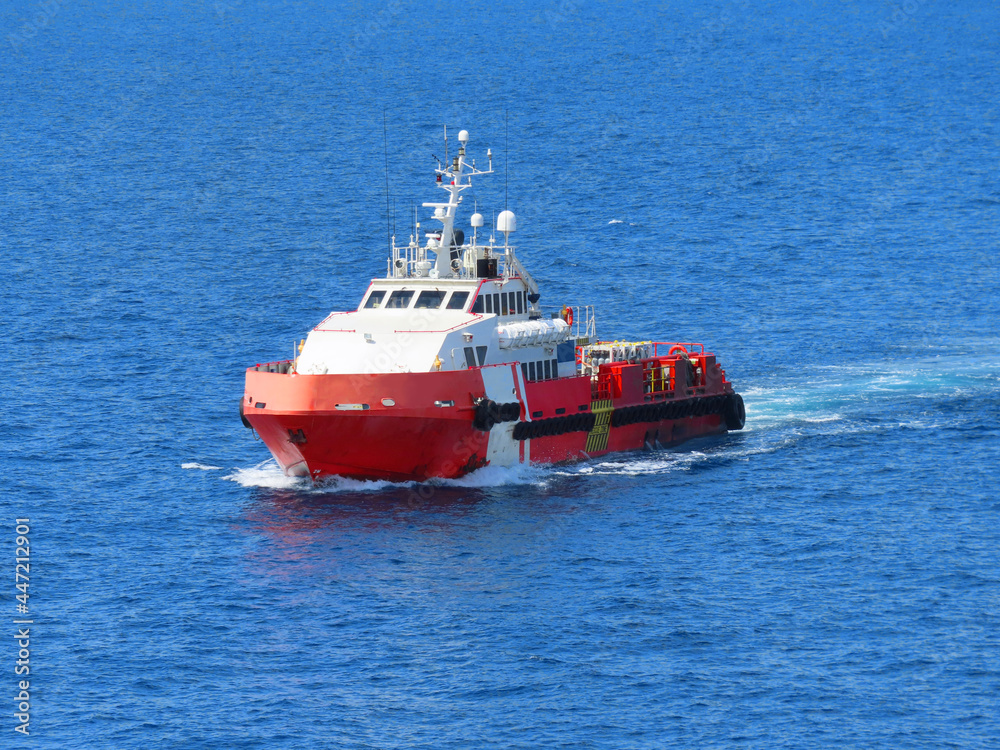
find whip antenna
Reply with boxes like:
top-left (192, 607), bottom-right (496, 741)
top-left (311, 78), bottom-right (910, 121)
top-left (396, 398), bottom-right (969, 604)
top-left (383, 108), bottom-right (391, 254)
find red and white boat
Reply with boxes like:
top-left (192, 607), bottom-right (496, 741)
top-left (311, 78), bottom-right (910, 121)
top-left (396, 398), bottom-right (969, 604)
top-left (241, 128), bottom-right (745, 481)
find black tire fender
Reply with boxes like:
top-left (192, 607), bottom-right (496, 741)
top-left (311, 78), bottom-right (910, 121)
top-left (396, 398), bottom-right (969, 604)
top-left (723, 393), bottom-right (746, 430)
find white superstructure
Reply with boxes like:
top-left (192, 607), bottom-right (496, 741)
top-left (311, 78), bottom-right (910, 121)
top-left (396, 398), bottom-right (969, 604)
top-left (294, 129), bottom-right (581, 379)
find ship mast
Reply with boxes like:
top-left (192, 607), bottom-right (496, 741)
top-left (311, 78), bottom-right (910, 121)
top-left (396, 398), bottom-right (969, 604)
top-left (422, 128), bottom-right (493, 278)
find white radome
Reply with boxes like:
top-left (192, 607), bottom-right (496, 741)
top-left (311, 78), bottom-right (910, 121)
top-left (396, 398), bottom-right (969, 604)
top-left (497, 210), bottom-right (516, 233)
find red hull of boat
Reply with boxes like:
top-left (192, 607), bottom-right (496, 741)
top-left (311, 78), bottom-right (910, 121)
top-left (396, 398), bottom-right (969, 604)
top-left (243, 355), bottom-right (737, 482)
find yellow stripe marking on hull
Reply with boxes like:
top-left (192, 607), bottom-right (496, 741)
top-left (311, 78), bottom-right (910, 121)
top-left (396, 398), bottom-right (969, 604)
top-left (585, 398), bottom-right (614, 453)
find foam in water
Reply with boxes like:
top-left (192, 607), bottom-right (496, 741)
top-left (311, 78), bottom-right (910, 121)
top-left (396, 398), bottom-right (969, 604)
top-left (585, 451), bottom-right (711, 476)
top-left (225, 461), bottom-right (305, 490)
top-left (552, 437), bottom-right (791, 477)
top-left (224, 459), bottom-right (550, 493)
top-left (182, 462), bottom-right (223, 471)
top-left (735, 354), bottom-right (993, 429)
top-left (427, 462), bottom-right (549, 488)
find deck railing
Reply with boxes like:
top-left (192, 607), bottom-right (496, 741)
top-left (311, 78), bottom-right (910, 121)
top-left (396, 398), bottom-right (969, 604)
top-left (586, 342), bottom-right (711, 400)
top-left (251, 360), bottom-right (294, 374)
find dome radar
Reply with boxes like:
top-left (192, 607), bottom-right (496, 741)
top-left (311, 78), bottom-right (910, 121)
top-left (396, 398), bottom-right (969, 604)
top-left (497, 210), bottom-right (516, 233)
top-left (497, 210), bottom-right (516, 250)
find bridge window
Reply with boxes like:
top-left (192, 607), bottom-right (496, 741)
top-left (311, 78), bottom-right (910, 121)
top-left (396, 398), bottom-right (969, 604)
top-left (385, 290), bottom-right (414, 309)
top-left (471, 295), bottom-right (484, 313)
top-left (485, 295), bottom-right (493, 314)
top-left (464, 347), bottom-right (477, 368)
top-left (476, 346), bottom-right (488, 365)
top-left (447, 291), bottom-right (470, 310)
top-left (501, 294), bottom-right (509, 315)
top-left (415, 290), bottom-right (446, 309)
top-left (516, 292), bottom-right (524, 314)
top-left (363, 290), bottom-right (386, 309)
top-left (543, 360), bottom-right (551, 379)
top-left (528, 362), bottom-right (536, 380)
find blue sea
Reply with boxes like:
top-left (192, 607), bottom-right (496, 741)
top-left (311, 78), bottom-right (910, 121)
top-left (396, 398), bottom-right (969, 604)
top-left (3, 1), bottom-right (999, 747)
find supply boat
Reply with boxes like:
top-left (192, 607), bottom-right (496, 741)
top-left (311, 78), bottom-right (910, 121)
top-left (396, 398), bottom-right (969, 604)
top-left (241, 129), bottom-right (745, 481)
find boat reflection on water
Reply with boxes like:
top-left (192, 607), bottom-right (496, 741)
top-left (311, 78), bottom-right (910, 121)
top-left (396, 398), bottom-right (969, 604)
top-left (243, 483), bottom-right (490, 533)
top-left (235, 464), bottom-right (589, 577)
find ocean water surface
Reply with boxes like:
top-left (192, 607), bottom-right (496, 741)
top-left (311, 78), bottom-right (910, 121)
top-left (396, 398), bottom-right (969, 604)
top-left (3, 1), bottom-right (999, 748)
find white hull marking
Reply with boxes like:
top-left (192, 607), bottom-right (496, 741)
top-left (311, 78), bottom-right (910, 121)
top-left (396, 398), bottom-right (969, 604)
top-left (482, 364), bottom-right (521, 467)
